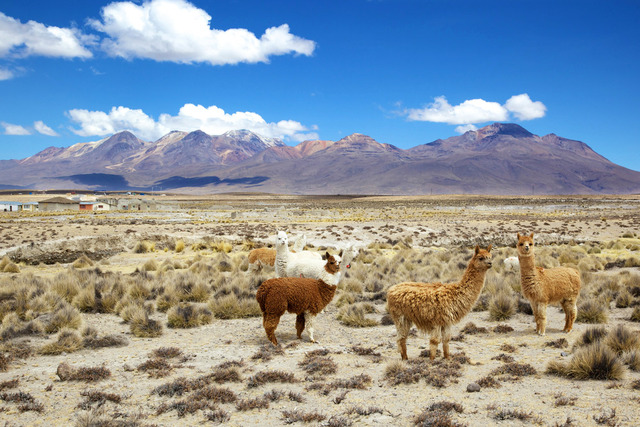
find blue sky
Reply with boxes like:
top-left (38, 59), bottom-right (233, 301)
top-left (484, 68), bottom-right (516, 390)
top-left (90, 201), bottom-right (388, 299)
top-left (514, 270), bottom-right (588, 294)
top-left (1, 0), bottom-right (639, 171)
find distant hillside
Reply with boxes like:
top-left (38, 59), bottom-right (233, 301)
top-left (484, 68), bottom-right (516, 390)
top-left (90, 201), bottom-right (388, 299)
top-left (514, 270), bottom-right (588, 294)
top-left (0, 123), bottom-right (638, 195)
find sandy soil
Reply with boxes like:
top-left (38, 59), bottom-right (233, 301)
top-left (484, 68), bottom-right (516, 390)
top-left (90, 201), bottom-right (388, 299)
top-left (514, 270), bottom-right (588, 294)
top-left (1, 194), bottom-right (639, 426)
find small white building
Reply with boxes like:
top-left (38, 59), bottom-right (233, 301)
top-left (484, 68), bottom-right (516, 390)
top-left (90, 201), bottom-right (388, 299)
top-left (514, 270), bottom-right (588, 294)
top-left (0, 201), bottom-right (20, 212)
top-left (20, 202), bottom-right (38, 212)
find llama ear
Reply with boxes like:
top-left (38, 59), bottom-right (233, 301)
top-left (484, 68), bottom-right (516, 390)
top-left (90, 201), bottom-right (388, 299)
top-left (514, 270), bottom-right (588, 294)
top-left (339, 249), bottom-right (343, 257)
top-left (517, 232), bottom-right (521, 239)
top-left (474, 245), bottom-right (480, 254)
top-left (487, 244), bottom-right (492, 252)
top-left (530, 232), bottom-right (534, 239)
top-left (325, 251), bottom-right (331, 260)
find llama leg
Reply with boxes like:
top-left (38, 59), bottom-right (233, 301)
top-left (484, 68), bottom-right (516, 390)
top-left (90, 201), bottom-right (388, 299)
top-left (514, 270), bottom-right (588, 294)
top-left (394, 317), bottom-right (411, 360)
top-left (304, 312), bottom-right (317, 343)
top-left (562, 299), bottom-right (578, 333)
top-left (441, 325), bottom-right (452, 359)
top-left (295, 313), bottom-right (306, 339)
top-left (535, 302), bottom-right (547, 335)
top-left (263, 314), bottom-right (281, 346)
top-left (429, 328), bottom-right (442, 360)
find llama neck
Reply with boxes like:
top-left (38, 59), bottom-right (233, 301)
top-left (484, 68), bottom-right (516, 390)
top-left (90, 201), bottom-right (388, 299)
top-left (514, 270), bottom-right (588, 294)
top-left (518, 252), bottom-right (537, 278)
top-left (458, 263), bottom-right (488, 299)
top-left (317, 280), bottom-right (337, 307)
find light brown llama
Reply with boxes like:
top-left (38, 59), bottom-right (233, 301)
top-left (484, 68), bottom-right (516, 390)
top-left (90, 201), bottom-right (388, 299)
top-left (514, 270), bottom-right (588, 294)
top-left (386, 245), bottom-right (493, 360)
top-left (516, 233), bottom-right (581, 335)
top-left (248, 248), bottom-right (276, 271)
top-left (256, 253), bottom-right (340, 345)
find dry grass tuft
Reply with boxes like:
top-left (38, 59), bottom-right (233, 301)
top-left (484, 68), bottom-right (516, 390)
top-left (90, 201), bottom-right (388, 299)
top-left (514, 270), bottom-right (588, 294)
top-left (151, 346), bottom-right (183, 359)
top-left (385, 356), bottom-right (467, 388)
top-left (605, 324), bottom-right (640, 355)
top-left (337, 303), bottom-right (378, 327)
top-left (40, 328), bottom-right (83, 355)
top-left (72, 254), bottom-right (94, 269)
top-left (576, 299), bottom-right (608, 324)
top-left (167, 302), bottom-right (213, 328)
top-left (56, 362), bottom-right (111, 382)
top-left (247, 370), bottom-right (298, 388)
top-left (281, 409), bottom-right (326, 423)
top-left (130, 311), bottom-right (163, 337)
top-left (414, 400), bottom-right (465, 427)
top-left (299, 351), bottom-right (338, 377)
top-left (488, 293), bottom-right (516, 321)
top-left (208, 293), bottom-right (262, 319)
top-left (546, 343), bottom-right (625, 380)
top-left (251, 344), bottom-right (285, 361)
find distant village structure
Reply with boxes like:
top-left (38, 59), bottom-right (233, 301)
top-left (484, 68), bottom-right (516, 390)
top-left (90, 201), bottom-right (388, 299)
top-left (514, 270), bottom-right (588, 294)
top-left (1, 194), bottom-right (163, 213)
top-left (38, 197), bottom-right (79, 212)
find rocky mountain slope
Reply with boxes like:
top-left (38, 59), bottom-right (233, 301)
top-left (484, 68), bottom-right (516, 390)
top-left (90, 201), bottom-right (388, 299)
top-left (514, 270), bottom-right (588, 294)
top-left (1, 123), bottom-right (638, 195)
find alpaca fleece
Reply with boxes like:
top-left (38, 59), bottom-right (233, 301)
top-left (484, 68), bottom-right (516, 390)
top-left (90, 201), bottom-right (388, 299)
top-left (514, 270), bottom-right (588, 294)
top-left (256, 277), bottom-right (337, 346)
top-left (387, 245), bottom-right (493, 360)
top-left (517, 233), bottom-right (581, 335)
top-left (248, 248), bottom-right (275, 268)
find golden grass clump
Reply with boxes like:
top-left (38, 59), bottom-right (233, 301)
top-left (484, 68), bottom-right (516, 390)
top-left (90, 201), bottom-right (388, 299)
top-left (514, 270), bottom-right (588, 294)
top-left (40, 328), bottom-right (83, 355)
top-left (337, 303), bottom-right (378, 327)
top-left (133, 240), bottom-right (154, 253)
top-left (605, 324), bottom-right (640, 355)
top-left (546, 342), bottom-right (625, 381)
top-left (576, 299), bottom-right (608, 324)
top-left (50, 275), bottom-right (81, 303)
top-left (72, 254), bottom-right (94, 269)
top-left (142, 259), bottom-right (159, 272)
top-left (1, 259), bottom-right (20, 273)
top-left (130, 311), bottom-right (163, 337)
top-left (45, 303), bottom-right (83, 333)
top-left (211, 240), bottom-right (233, 253)
top-left (208, 293), bottom-right (261, 319)
top-left (488, 293), bottom-right (516, 321)
top-left (167, 303), bottom-right (213, 328)
top-left (175, 240), bottom-right (185, 253)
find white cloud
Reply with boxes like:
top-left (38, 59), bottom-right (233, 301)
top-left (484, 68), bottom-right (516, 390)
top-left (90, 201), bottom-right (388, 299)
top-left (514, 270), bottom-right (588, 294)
top-left (454, 124), bottom-right (477, 134)
top-left (90, 0), bottom-right (315, 65)
top-left (407, 96), bottom-right (508, 124)
top-left (1, 122), bottom-right (31, 135)
top-left (67, 103), bottom-right (317, 142)
top-left (0, 12), bottom-right (93, 59)
top-left (405, 94), bottom-right (546, 125)
top-left (0, 66), bottom-right (13, 80)
top-left (505, 93), bottom-right (547, 120)
top-left (34, 120), bottom-right (60, 136)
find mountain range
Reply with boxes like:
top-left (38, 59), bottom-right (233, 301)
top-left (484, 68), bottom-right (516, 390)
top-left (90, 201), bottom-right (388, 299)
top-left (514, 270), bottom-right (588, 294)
top-left (1, 123), bottom-right (639, 195)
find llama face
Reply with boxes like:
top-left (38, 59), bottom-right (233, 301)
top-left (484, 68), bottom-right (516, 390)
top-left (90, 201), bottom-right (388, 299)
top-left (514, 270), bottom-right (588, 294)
top-left (276, 231), bottom-right (288, 248)
top-left (324, 253), bottom-right (341, 274)
top-left (472, 245), bottom-right (493, 270)
top-left (516, 233), bottom-right (535, 256)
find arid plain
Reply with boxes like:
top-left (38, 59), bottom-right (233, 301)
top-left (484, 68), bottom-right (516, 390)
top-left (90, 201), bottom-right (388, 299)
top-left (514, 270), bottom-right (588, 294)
top-left (1, 193), bottom-right (639, 426)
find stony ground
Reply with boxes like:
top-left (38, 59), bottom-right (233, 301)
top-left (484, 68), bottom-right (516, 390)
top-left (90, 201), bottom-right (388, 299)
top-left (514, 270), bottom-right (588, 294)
top-left (0, 194), bottom-right (639, 426)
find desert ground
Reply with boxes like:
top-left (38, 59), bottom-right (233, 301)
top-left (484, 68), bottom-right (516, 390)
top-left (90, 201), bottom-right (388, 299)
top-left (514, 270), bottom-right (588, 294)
top-left (0, 193), bottom-right (639, 426)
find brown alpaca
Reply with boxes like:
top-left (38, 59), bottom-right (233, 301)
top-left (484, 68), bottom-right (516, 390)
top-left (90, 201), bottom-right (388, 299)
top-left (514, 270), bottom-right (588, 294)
top-left (516, 233), bottom-right (581, 335)
top-left (387, 245), bottom-right (493, 360)
top-left (248, 248), bottom-right (275, 270)
top-left (255, 253), bottom-right (340, 345)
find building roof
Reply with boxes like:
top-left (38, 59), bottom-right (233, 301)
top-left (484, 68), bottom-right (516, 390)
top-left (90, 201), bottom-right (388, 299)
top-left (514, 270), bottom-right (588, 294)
top-left (39, 197), bottom-right (77, 204)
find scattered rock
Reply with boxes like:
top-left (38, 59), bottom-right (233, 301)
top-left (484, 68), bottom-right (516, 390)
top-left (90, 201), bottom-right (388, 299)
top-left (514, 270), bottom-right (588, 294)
top-left (467, 382), bottom-right (481, 392)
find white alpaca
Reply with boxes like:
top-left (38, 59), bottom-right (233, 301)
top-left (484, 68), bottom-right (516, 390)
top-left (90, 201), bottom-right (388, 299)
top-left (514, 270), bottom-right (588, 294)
top-left (503, 256), bottom-right (520, 271)
top-left (285, 252), bottom-right (343, 286)
top-left (274, 231), bottom-right (290, 277)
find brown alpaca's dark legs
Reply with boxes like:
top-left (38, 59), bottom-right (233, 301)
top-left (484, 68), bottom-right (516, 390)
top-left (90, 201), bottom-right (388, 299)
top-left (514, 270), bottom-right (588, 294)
top-left (296, 313), bottom-right (306, 338)
top-left (263, 314), bottom-right (281, 346)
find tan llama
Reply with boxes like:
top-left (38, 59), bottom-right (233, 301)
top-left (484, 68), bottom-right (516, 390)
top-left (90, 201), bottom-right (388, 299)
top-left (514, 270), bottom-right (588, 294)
top-left (387, 245), bottom-right (493, 360)
top-left (516, 233), bottom-right (581, 335)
